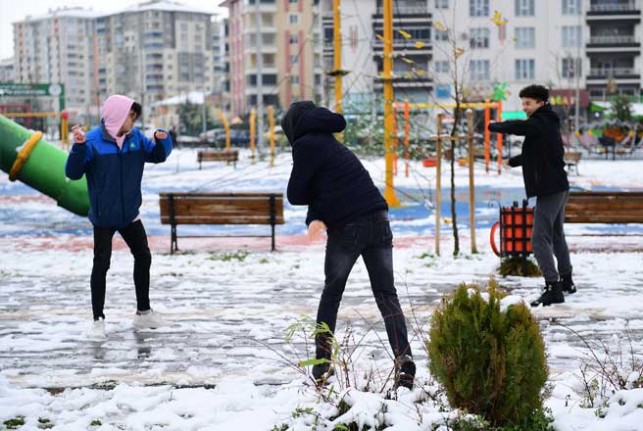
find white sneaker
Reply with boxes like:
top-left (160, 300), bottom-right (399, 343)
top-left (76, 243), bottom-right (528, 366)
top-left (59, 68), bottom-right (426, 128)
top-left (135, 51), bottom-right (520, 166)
top-left (87, 318), bottom-right (106, 341)
top-left (133, 310), bottom-right (168, 329)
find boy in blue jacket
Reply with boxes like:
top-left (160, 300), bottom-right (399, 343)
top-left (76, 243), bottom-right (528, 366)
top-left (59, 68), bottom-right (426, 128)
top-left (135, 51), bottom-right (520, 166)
top-left (283, 101), bottom-right (415, 390)
top-left (66, 95), bottom-right (173, 340)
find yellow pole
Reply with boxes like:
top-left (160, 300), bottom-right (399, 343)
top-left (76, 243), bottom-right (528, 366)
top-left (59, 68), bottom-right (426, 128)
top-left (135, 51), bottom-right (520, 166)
top-left (216, 109), bottom-right (231, 151)
top-left (466, 109), bottom-right (477, 253)
top-left (61, 115), bottom-right (69, 150)
top-left (268, 105), bottom-right (275, 167)
top-left (382, 0), bottom-right (400, 207)
top-left (333, 0), bottom-right (342, 114)
top-left (435, 113), bottom-right (443, 256)
top-left (249, 108), bottom-right (256, 161)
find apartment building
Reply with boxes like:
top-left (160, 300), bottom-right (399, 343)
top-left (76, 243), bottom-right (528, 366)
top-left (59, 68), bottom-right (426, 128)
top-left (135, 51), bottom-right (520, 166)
top-left (0, 58), bottom-right (15, 82)
top-left (13, 7), bottom-right (100, 113)
top-left (222, 0), bottom-right (324, 116)
top-left (585, 0), bottom-right (642, 100)
top-left (431, 0), bottom-right (641, 114)
top-left (96, 1), bottom-right (217, 112)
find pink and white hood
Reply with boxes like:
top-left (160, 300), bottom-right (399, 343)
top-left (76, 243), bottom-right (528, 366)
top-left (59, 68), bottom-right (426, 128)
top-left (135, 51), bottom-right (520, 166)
top-left (102, 95), bottom-right (135, 149)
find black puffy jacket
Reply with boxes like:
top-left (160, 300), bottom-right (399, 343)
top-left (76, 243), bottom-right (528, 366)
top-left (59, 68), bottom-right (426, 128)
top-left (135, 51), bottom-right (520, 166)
top-left (488, 104), bottom-right (569, 198)
top-left (282, 101), bottom-right (387, 227)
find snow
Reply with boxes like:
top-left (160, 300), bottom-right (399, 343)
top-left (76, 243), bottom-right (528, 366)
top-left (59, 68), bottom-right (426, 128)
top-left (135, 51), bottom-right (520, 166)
top-left (1, 146), bottom-right (642, 430)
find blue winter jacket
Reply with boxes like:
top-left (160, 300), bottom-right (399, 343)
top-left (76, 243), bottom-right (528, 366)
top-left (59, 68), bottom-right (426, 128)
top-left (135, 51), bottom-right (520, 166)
top-left (65, 123), bottom-right (172, 228)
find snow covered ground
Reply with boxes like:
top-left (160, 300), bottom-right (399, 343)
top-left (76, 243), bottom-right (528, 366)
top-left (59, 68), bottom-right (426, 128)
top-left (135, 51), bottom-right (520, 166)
top-left (1, 147), bottom-right (642, 430)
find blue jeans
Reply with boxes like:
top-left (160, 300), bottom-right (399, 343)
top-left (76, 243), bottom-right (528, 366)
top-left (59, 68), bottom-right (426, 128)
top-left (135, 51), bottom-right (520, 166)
top-left (315, 210), bottom-right (412, 361)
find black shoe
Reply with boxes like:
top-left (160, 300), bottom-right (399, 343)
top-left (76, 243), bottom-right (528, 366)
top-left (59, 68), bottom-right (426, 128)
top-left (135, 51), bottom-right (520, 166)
top-left (561, 273), bottom-right (577, 294)
top-left (530, 281), bottom-right (565, 307)
top-left (312, 361), bottom-right (333, 385)
top-left (394, 355), bottom-right (416, 390)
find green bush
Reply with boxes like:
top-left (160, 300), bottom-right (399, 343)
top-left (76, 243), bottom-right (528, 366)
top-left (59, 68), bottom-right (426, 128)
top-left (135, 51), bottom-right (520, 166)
top-left (427, 279), bottom-right (549, 427)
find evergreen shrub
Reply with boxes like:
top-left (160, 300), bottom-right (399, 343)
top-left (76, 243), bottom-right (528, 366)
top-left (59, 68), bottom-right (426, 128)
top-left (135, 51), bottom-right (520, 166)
top-left (427, 279), bottom-right (549, 426)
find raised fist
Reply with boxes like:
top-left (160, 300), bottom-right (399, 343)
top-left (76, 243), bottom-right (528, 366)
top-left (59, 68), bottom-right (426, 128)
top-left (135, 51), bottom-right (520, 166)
top-left (71, 124), bottom-right (86, 144)
top-left (154, 130), bottom-right (168, 140)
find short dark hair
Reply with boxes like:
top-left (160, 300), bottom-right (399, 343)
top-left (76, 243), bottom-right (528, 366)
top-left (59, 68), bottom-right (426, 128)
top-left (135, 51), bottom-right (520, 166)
top-left (130, 102), bottom-right (142, 121)
top-left (519, 85), bottom-right (549, 103)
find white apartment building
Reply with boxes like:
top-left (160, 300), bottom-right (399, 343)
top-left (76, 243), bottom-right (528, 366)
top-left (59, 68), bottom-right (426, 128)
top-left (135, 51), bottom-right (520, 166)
top-left (0, 58), bottom-right (15, 82)
top-left (431, 0), bottom-right (641, 116)
top-left (96, 1), bottom-right (217, 113)
top-left (12, 7), bottom-right (100, 113)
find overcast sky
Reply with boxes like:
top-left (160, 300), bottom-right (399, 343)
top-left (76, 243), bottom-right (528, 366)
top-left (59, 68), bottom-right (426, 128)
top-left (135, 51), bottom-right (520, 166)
top-left (0, 0), bottom-right (228, 61)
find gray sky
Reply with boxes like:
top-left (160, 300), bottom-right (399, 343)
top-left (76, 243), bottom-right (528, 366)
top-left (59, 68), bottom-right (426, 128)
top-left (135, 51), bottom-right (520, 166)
top-left (0, 0), bottom-right (227, 61)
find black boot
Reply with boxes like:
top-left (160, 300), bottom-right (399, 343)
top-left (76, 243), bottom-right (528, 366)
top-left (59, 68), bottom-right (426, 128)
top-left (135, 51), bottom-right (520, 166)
top-left (312, 332), bottom-right (333, 385)
top-left (530, 280), bottom-right (565, 307)
top-left (394, 355), bottom-right (416, 390)
top-left (561, 273), bottom-right (577, 294)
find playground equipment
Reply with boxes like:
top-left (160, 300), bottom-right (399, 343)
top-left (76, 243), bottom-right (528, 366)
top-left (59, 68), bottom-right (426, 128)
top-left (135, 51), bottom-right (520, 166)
top-left (490, 200), bottom-right (534, 275)
top-left (0, 114), bottom-right (89, 216)
top-left (394, 100), bottom-right (504, 174)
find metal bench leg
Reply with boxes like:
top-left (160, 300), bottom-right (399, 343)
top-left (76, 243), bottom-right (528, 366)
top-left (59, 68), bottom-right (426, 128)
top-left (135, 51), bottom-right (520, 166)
top-left (171, 224), bottom-right (178, 254)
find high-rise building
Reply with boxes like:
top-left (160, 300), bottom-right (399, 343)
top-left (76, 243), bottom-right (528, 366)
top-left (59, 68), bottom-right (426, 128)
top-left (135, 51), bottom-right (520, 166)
top-left (13, 7), bottom-right (100, 113)
top-left (0, 58), bottom-right (15, 82)
top-left (96, 1), bottom-right (217, 114)
top-left (222, 0), bottom-right (324, 116)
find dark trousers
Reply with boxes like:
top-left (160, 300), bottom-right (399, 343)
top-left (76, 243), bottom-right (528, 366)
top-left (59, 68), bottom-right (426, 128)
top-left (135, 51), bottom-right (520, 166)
top-left (91, 220), bottom-right (152, 320)
top-left (316, 210), bottom-right (412, 361)
top-left (532, 191), bottom-right (573, 283)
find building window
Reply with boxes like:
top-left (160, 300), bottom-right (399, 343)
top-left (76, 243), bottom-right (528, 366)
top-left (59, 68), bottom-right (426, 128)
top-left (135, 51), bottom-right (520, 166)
top-left (562, 0), bottom-right (580, 15)
top-left (435, 30), bottom-right (449, 41)
top-left (290, 34), bottom-right (298, 44)
top-left (435, 0), bottom-right (449, 8)
top-left (515, 59), bottom-right (535, 80)
top-left (515, 0), bottom-right (535, 16)
top-left (291, 75), bottom-right (299, 84)
top-left (469, 0), bottom-right (489, 17)
top-left (562, 26), bottom-right (581, 48)
top-left (289, 13), bottom-right (299, 25)
top-left (562, 57), bottom-right (581, 78)
top-left (290, 55), bottom-right (298, 65)
top-left (469, 59), bottom-right (490, 81)
top-left (470, 28), bottom-right (490, 48)
top-left (435, 60), bottom-right (449, 74)
top-left (515, 27), bottom-right (535, 48)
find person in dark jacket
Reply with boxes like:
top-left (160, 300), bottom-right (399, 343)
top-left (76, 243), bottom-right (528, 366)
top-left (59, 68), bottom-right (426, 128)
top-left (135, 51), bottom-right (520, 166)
top-left (66, 95), bottom-right (173, 340)
top-left (283, 101), bottom-right (415, 389)
top-left (488, 85), bottom-right (576, 307)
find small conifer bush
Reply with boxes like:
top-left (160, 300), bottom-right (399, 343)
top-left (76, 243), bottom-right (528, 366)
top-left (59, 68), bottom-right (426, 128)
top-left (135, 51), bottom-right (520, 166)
top-left (427, 279), bottom-right (548, 426)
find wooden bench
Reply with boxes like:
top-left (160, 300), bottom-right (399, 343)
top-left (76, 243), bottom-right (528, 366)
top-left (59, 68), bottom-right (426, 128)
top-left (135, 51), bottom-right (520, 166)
top-left (159, 192), bottom-right (285, 253)
top-left (197, 150), bottom-right (239, 169)
top-left (564, 151), bottom-right (582, 175)
top-left (565, 191), bottom-right (643, 224)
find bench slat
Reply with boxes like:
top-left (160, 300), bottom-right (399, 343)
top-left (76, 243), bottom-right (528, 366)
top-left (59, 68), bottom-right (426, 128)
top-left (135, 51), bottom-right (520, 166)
top-left (565, 192), bottom-right (643, 224)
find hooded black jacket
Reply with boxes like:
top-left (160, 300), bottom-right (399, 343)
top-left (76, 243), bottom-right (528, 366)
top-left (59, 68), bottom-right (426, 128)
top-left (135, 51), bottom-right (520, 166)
top-left (488, 104), bottom-right (569, 198)
top-left (282, 101), bottom-right (387, 227)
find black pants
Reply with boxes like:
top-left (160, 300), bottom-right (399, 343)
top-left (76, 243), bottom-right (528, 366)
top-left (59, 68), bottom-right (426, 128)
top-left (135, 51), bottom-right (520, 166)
top-left (91, 220), bottom-right (152, 320)
top-left (316, 210), bottom-right (412, 361)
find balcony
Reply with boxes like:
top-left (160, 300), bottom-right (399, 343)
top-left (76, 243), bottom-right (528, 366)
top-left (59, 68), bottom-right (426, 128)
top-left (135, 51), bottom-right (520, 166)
top-left (589, 0), bottom-right (639, 13)
top-left (373, 75), bottom-right (433, 90)
top-left (375, 5), bottom-right (429, 16)
top-left (587, 67), bottom-right (640, 81)
top-left (587, 0), bottom-right (641, 19)
top-left (586, 34), bottom-right (640, 52)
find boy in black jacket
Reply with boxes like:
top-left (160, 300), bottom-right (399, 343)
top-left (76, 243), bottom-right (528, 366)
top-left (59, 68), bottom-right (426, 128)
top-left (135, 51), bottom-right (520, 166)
top-left (282, 101), bottom-right (415, 389)
top-left (488, 85), bottom-right (576, 306)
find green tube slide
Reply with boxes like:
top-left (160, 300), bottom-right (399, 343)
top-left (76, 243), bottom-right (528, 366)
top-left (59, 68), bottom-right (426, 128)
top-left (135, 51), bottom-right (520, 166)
top-left (0, 115), bottom-right (89, 216)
